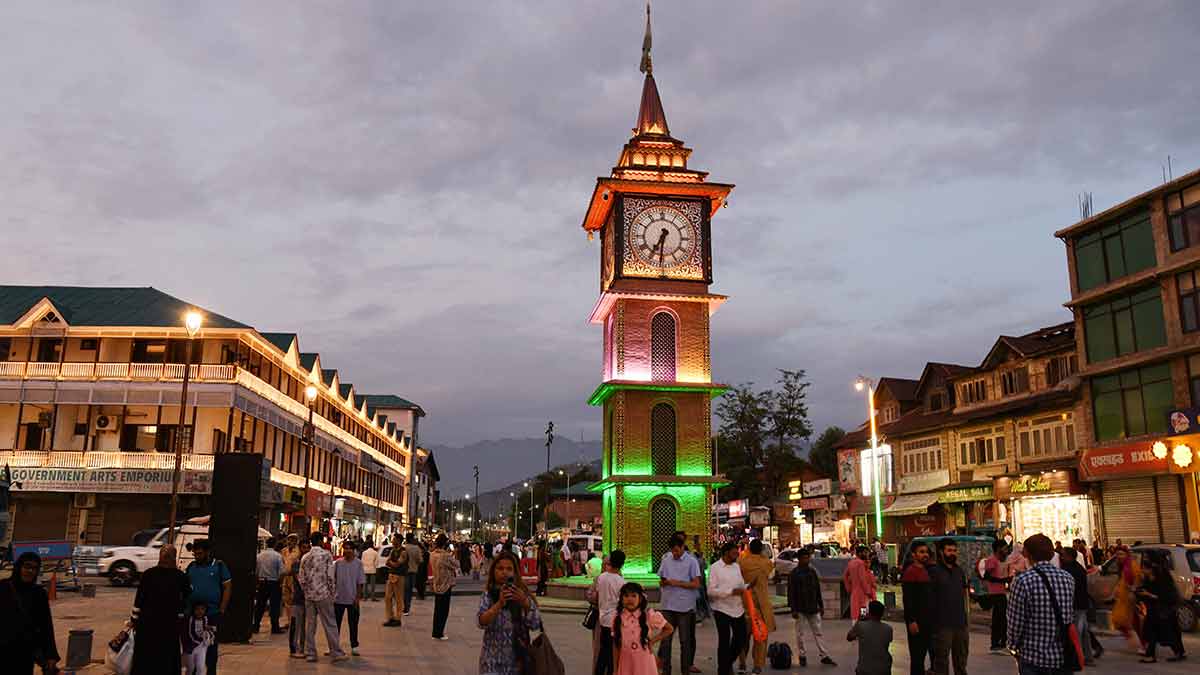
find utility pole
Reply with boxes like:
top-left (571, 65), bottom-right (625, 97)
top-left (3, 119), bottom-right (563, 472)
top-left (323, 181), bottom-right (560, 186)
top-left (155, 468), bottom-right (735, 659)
top-left (473, 465), bottom-right (479, 540)
top-left (545, 421), bottom-right (555, 474)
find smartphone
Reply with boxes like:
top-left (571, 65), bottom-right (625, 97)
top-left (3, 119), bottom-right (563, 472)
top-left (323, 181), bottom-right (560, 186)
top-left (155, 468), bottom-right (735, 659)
top-left (859, 607), bottom-right (868, 620)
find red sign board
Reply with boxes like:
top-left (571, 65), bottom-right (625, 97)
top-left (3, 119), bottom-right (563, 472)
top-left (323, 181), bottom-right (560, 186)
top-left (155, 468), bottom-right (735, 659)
top-left (1080, 442), bottom-right (1167, 480)
top-left (903, 514), bottom-right (942, 538)
top-left (797, 497), bottom-right (828, 511)
top-left (727, 499), bottom-right (749, 519)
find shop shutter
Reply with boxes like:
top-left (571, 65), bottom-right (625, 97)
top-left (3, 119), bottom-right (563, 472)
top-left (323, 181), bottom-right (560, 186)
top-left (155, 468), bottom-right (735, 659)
top-left (1102, 477), bottom-right (1158, 544)
top-left (1155, 475), bottom-right (1187, 544)
top-left (102, 499), bottom-right (156, 546)
top-left (12, 494), bottom-right (70, 541)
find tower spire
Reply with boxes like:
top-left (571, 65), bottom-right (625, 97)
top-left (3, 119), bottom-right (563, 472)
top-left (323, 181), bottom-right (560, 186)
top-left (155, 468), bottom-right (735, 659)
top-left (639, 2), bottom-right (652, 75)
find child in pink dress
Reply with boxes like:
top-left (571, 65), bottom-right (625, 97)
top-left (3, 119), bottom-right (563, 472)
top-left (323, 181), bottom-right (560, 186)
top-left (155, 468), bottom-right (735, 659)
top-left (613, 582), bottom-right (674, 675)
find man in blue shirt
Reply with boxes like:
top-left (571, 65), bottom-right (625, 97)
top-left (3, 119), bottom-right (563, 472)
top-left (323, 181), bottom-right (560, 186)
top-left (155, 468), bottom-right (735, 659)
top-left (658, 534), bottom-right (702, 675)
top-left (186, 539), bottom-right (231, 675)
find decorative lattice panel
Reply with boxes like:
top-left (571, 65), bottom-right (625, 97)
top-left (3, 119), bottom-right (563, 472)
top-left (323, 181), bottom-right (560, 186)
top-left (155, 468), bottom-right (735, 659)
top-left (615, 392), bottom-right (626, 472)
top-left (616, 302), bottom-right (626, 377)
top-left (651, 403), bottom-right (677, 476)
top-left (651, 312), bottom-right (677, 381)
top-left (650, 498), bottom-right (678, 569)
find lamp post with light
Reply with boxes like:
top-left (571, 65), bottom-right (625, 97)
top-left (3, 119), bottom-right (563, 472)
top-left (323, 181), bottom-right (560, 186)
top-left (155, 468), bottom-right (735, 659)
top-left (855, 376), bottom-right (884, 540)
top-left (558, 468), bottom-right (569, 531)
top-left (299, 384), bottom-right (318, 535)
top-left (166, 310), bottom-right (203, 544)
top-left (328, 448), bottom-right (342, 538)
top-left (523, 481), bottom-right (534, 540)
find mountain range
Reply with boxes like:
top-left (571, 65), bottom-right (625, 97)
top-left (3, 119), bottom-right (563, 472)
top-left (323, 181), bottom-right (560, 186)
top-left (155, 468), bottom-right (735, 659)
top-left (428, 436), bottom-right (602, 502)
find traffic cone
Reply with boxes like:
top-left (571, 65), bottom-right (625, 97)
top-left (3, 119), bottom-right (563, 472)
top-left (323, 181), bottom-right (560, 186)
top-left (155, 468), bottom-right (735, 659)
top-left (48, 572), bottom-right (57, 601)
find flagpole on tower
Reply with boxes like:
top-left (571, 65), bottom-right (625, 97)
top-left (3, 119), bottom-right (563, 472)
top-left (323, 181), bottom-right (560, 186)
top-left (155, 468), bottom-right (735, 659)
top-left (640, 2), bottom-right (652, 75)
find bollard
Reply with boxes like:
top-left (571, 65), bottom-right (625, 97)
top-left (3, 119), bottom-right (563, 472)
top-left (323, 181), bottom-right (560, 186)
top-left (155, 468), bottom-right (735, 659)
top-left (48, 572), bottom-right (58, 601)
top-left (883, 590), bottom-right (896, 608)
top-left (82, 583), bottom-right (97, 598)
top-left (66, 629), bottom-right (93, 669)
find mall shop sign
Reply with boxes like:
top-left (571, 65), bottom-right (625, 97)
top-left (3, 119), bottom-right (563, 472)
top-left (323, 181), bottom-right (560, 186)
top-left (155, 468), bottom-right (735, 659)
top-left (10, 467), bottom-right (212, 494)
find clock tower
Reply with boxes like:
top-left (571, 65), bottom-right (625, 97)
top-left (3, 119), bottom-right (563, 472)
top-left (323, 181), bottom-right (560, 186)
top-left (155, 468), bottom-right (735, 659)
top-left (582, 5), bottom-right (733, 574)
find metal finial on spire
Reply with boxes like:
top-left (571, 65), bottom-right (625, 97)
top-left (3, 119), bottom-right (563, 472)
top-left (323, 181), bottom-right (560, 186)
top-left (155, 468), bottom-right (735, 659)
top-left (639, 2), bottom-right (653, 74)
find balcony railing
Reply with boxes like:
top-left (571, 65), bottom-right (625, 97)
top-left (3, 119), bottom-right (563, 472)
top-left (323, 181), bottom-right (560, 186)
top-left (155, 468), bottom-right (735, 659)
top-left (0, 450), bottom-right (215, 470)
top-left (0, 362), bottom-right (236, 382)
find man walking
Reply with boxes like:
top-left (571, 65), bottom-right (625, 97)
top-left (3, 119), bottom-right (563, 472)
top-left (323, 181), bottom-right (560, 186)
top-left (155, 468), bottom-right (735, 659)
top-left (383, 534), bottom-right (406, 627)
top-left (901, 541), bottom-right (936, 675)
top-left (299, 532), bottom-right (347, 662)
top-left (1007, 534), bottom-right (1076, 675)
top-left (982, 539), bottom-right (1012, 654)
top-left (658, 535), bottom-right (701, 675)
top-left (360, 540), bottom-right (379, 601)
top-left (788, 547), bottom-right (835, 667)
top-left (253, 536), bottom-right (284, 634)
top-left (1058, 547), bottom-right (1095, 665)
top-left (929, 538), bottom-right (969, 675)
top-left (404, 534), bottom-right (423, 613)
top-left (709, 542), bottom-right (747, 675)
top-left (843, 545), bottom-right (877, 621)
top-left (185, 539), bottom-right (230, 675)
top-left (333, 543), bottom-right (365, 656)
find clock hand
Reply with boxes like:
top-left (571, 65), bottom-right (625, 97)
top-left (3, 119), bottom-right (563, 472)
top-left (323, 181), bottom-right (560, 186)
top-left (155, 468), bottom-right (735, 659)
top-left (657, 228), bottom-right (668, 265)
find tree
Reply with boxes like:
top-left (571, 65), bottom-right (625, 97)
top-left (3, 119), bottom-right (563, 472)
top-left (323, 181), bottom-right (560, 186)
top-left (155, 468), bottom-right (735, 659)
top-left (715, 371), bottom-right (815, 502)
top-left (767, 369), bottom-right (814, 455)
top-left (715, 383), bottom-right (771, 468)
top-left (810, 426), bottom-right (846, 478)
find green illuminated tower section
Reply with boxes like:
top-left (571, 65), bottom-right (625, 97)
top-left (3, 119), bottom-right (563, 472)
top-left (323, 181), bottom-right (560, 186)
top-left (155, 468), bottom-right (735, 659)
top-left (579, 31), bottom-right (734, 574)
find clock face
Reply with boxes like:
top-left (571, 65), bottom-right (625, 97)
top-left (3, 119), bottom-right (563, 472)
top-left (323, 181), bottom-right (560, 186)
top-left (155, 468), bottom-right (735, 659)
top-left (629, 204), bottom-right (698, 270)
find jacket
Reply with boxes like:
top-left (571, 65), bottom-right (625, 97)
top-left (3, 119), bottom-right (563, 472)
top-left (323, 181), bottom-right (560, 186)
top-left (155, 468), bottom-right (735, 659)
top-left (739, 553), bottom-right (777, 632)
top-left (900, 563), bottom-right (935, 632)
top-left (787, 565), bottom-right (823, 615)
top-left (430, 548), bottom-right (458, 594)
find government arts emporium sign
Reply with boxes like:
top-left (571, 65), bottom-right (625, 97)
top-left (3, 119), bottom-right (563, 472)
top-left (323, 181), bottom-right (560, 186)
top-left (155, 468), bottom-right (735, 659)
top-left (10, 467), bottom-right (213, 494)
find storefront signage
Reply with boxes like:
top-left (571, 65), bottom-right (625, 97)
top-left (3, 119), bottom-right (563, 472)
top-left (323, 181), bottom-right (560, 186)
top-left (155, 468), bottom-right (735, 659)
top-left (9, 467), bottom-right (211, 494)
top-left (1167, 407), bottom-right (1200, 436)
top-left (1079, 442), bottom-right (1166, 480)
top-left (828, 493), bottom-right (848, 511)
top-left (802, 479), bottom-right (832, 497)
top-left (797, 496), bottom-right (828, 511)
top-left (937, 486), bottom-right (993, 503)
top-left (1011, 475), bottom-right (1051, 493)
top-left (898, 469), bottom-right (950, 494)
top-left (837, 449), bottom-right (859, 493)
top-left (727, 499), bottom-right (749, 519)
top-left (749, 509), bottom-right (770, 527)
top-left (902, 514), bottom-right (942, 538)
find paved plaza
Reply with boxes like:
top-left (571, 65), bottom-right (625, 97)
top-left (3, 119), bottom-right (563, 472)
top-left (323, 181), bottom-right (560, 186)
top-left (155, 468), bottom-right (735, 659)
top-left (49, 583), bottom-right (1198, 673)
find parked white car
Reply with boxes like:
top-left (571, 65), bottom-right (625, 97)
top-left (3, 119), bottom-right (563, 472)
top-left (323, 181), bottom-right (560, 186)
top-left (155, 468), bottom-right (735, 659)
top-left (87, 516), bottom-right (270, 585)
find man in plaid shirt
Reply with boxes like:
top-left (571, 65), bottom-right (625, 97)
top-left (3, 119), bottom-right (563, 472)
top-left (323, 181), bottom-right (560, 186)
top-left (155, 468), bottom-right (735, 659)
top-left (1006, 534), bottom-right (1076, 675)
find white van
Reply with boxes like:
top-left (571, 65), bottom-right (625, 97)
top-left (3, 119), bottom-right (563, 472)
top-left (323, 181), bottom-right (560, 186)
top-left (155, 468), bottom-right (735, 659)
top-left (93, 515), bottom-right (271, 585)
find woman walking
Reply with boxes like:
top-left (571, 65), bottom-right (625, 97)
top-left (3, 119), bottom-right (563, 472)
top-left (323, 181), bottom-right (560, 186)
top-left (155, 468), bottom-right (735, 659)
top-left (431, 534), bottom-right (459, 641)
top-left (1138, 555), bottom-right (1187, 663)
top-left (0, 552), bottom-right (60, 675)
top-left (1110, 546), bottom-right (1143, 650)
top-left (131, 544), bottom-right (191, 674)
top-left (477, 551), bottom-right (542, 675)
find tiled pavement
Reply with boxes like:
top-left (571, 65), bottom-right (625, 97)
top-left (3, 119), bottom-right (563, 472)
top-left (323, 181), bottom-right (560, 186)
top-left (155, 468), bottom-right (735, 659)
top-left (52, 584), bottom-right (1199, 673)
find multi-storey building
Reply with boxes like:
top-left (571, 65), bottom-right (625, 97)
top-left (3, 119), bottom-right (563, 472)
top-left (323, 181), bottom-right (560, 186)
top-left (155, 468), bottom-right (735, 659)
top-left (407, 446), bottom-right (440, 532)
top-left (0, 286), bottom-right (422, 547)
top-left (834, 323), bottom-right (1081, 544)
top-left (1055, 168), bottom-right (1200, 544)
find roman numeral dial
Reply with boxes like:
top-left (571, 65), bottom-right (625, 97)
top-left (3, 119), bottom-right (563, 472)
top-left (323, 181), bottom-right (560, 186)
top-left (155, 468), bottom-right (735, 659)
top-left (629, 204), bottom-right (697, 271)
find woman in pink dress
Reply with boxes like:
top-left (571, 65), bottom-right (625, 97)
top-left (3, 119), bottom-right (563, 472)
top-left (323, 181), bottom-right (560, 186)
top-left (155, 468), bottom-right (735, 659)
top-left (613, 582), bottom-right (673, 675)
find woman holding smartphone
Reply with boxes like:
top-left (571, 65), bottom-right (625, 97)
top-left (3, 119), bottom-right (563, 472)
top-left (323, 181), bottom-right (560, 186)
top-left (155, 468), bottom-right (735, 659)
top-left (477, 551), bottom-right (542, 675)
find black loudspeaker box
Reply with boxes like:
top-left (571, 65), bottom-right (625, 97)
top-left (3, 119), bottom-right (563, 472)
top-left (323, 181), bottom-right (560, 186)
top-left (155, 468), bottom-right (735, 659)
top-left (210, 452), bottom-right (264, 643)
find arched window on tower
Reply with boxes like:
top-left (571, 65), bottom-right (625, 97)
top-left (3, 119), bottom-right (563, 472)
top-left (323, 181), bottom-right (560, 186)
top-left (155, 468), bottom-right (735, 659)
top-left (651, 311), bottom-right (676, 382)
top-left (651, 403), bottom-right (676, 476)
top-left (650, 497), bottom-right (678, 570)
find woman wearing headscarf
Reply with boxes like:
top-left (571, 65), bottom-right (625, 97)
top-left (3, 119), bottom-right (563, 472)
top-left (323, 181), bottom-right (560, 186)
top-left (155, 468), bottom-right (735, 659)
top-left (0, 552), bottom-right (60, 674)
top-left (1110, 546), bottom-right (1143, 650)
top-left (130, 544), bottom-right (192, 674)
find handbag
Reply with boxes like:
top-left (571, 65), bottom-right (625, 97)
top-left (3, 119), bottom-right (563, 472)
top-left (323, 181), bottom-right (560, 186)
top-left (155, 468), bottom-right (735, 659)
top-left (582, 604), bottom-right (598, 630)
top-left (527, 628), bottom-right (566, 675)
top-left (1032, 568), bottom-right (1083, 672)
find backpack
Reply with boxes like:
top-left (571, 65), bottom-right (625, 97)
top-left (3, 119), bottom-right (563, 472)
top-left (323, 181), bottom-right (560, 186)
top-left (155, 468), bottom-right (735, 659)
top-left (767, 641), bottom-right (792, 670)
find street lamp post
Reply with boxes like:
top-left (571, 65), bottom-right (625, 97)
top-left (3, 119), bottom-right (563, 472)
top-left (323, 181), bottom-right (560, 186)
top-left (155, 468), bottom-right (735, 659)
top-left (509, 492), bottom-right (516, 536)
top-left (167, 310), bottom-right (202, 544)
top-left (523, 481), bottom-right (533, 540)
top-left (558, 468), bottom-right (568, 531)
top-left (855, 376), bottom-right (884, 540)
top-left (300, 384), bottom-right (318, 536)
top-left (465, 493), bottom-right (472, 538)
top-left (329, 448), bottom-right (342, 538)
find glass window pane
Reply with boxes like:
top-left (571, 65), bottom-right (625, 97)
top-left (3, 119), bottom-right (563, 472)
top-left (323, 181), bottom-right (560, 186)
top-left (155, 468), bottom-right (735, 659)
top-left (1142, 380), bottom-right (1175, 434)
top-left (1021, 431), bottom-right (1030, 456)
top-left (1094, 374), bottom-right (1121, 393)
top-left (1054, 427), bottom-right (1064, 453)
top-left (1033, 430), bottom-right (1042, 453)
top-left (1183, 296), bottom-right (1200, 334)
top-left (1093, 390), bottom-right (1124, 441)
top-left (1132, 293), bottom-right (1167, 349)
top-left (1075, 241), bottom-right (1107, 291)
top-left (996, 436), bottom-right (1005, 460)
top-left (1104, 235), bottom-right (1127, 279)
top-left (1123, 389), bottom-right (1146, 436)
top-left (1170, 214), bottom-right (1186, 251)
top-left (1085, 314), bottom-right (1116, 362)
top-left (1142, 363), bottom-right (1171, 383)
top-left (1123, 217), bottom-right (1156, 273)
top-left (1178, 271), bottom-right (1196, 293)
top-left (1114, 309), bottom-right (1136, 355)
top-left (1066, 424), bottom-right (1075, 451)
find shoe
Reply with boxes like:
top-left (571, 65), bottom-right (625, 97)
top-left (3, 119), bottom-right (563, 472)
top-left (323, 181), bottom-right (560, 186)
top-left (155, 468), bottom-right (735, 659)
top-left (433, 635), bottom-right (449, 641)
top-left (1167, 654), bottom-right (1187, 663)
top-left (799, 656), bottom-right (808, 667)
top-left (737, 666), bottom-right (746, 674)
top-left (820, 657), bottom-right (836, 666)
top-left (289, 653), bottom-right (305, 659)
top-left (1138, 658), bottom-right (1157, 664)
top-left (351, 648), bottom-right (360, 655)
top-left (271, 628), bottom-right (286, 634)
top-left (332, 653), bottom-right (349, 662)
top-left (752, 669), bottom-right (762, 674)
top-left (689, 667), bottom-right (701, 674)
top-left (305, 655), bottom-right (317, 662)
top-left (403, 611), bottom-right (411, 616)
top-left (383, 619), bottom-right (402, 626)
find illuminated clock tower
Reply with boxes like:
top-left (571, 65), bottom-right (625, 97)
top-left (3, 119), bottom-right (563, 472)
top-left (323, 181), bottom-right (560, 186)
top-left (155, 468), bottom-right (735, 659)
top-left (582, 6), bottom-right (733, 575)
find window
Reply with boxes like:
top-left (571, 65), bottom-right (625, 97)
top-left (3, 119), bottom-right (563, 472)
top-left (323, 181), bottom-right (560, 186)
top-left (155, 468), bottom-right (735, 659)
top-left (1188, 354), bottom-right (1200, 407)
top-left (1178, 269), bottom-right (1200, 334)
top-left (860, 444), bottom-right (893, 495)
top-left (650, 312), bottom-right (676, 381)
top-left (879, 405), bottom-right (899, 423)
top-left (1073, 210), bottom-right (1155, 291)
top-left (1091, 363), bottom-right (1174, 441)
top-left (1083, 286), bottom-right (1167, 363)
top-left (958, 426), bottom-right (1006, 466)
top-left (1000, 367), bottom-right (1030, 396)
top-left (650, 403), bottom-right (676, 475)
top-left (1018, 413), bottom-right (1075, 457)
top-left (1166, 184), bottom-right (1200, 252)
top-left (959, 379), bottom-right (987, 405)
top-left (1046, 355), bottom-right (1078, 387)
top-left (928, 392), bottom-right (945, 411)
top-left (901, 436), bottom-right (942, 474)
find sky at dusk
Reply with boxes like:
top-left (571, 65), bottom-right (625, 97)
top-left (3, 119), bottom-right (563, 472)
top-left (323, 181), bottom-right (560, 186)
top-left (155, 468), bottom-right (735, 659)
top-left (3, 1), bottom-right (1199, 452)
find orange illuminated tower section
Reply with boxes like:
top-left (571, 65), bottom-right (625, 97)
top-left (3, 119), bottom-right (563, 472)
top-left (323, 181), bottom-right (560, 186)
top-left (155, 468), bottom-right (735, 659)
top-left (582, 7), bottom-right (733, 574)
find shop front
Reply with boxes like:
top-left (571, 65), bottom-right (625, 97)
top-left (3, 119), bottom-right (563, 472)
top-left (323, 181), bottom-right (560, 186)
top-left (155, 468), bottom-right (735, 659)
top-left (936, 485), bottom-right (995, 536)
top-left (888, 469), bottom-right (951, 542)
top-left (994, 469), bottom-right (1094, 545)
top-left (1081, 438), bottom-right (1197, 545)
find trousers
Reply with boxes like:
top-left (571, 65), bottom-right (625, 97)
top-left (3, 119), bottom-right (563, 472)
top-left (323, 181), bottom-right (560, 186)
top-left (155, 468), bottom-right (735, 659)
top-left (254, 579), bottom-right (282, 631)
top-left (289, 603), bottom-right (307, 654)
top-left (907, 629), bottom-right (931, 675)
top-left (794, 612), bottom-right (830, 659)
top-left (594, 626), bottom-right (614, 675)
top-left (405, 572), bottom-right (418, 611)
top-left (432, 592), bottom-right (452, 638)
top-left (304, 598), bottom-right (344, 658)
top-left (385, 575), bottom-right (406, 622)
top-left (931, 626), bottom-right (969, 675)
top-left (657, 610), bottom-right (696, 674)
top-left (334, 603), bottom-right (360, 648)
top-left (714, 611), bottom-right (746, 675)
top-left (989, 595), bottom-right (1008, 649)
